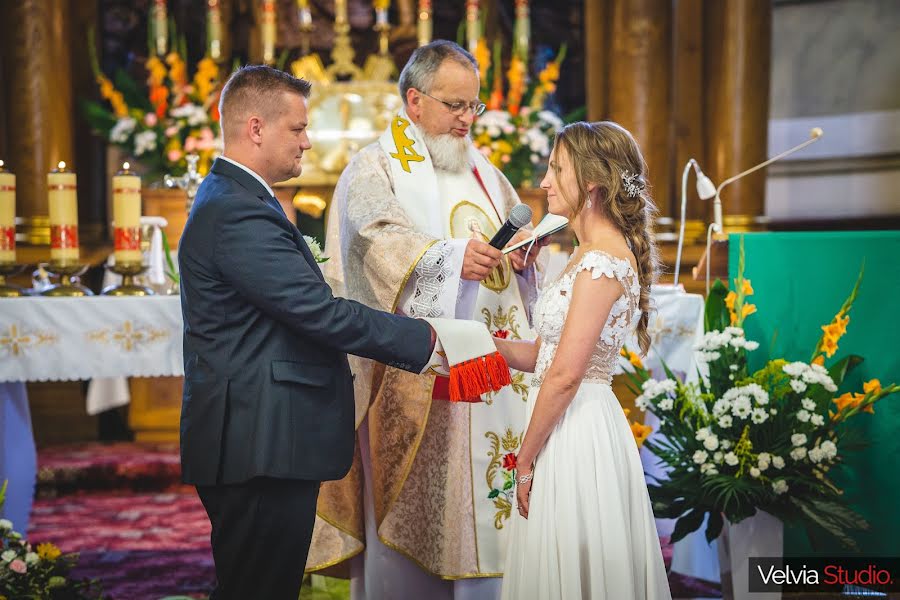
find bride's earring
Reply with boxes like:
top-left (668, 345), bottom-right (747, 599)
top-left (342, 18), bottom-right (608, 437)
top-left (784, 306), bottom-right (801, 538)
top-left (585, 195), bottom-right (593, 209)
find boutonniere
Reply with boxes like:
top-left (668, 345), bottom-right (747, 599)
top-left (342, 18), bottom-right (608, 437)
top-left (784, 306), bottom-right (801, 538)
top-left (303, 235), bottom-right (330, 263)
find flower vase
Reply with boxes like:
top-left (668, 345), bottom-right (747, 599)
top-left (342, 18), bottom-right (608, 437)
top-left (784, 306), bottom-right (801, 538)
top-left (717, 509), bottom-right (783, 600)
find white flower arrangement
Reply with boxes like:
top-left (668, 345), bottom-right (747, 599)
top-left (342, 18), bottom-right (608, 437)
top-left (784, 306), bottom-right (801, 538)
top-left (303, 236), bottom-right (329, 264)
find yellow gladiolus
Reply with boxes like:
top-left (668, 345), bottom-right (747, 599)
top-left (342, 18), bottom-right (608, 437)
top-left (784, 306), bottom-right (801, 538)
top-left (630, 421), bottom-right (653, 448)
top-left (628, 351), bottom-right (644, 369)
top-left (821, 334), bottom-right (839, 358)
top-left (863, 379), bottom-right (882, 395)
top-left (812, 355), bottom-right (825, 366)
top-left (741, 303), bottom-right (757, 319)
top-left (474, 39), bottom-right (490, 83)
top-left (37, 542), bottom-right (62, 560)
top-left (741, 279), bottom-right (754, 296)
top-left (725, 291), bottom-right (737, 310)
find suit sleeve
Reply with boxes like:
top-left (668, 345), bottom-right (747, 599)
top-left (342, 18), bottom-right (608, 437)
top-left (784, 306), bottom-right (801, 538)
top-left (213, 199), bottom-right (431, 373)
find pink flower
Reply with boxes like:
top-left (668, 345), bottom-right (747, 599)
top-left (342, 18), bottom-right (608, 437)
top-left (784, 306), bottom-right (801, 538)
top-left (144, 113), bottom-right (158, 127)
top-left (167, 149), bottom-right (183, 162)
top-left (184, 136), bottom-right (197, 152)
top-left (10, 558), bottom-right (27, 573)
top-left (501, 155), bottom-right (511, 164)
top-left (165, 126), bottom-right (178, 137)
top-left (196, 127), bottom-right (216, 150)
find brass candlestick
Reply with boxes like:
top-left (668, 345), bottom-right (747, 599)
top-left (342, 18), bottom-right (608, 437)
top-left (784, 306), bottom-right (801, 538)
top-left (42, 260), bottom-right (93, 296)
top-left (0, 262), bottom-right (25, 297)
top-left (102, 262), bottom-right (155, 296)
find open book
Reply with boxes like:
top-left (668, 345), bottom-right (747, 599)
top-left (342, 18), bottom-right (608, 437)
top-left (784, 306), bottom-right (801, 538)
top-left (502, 213), bottom-right (569, 254)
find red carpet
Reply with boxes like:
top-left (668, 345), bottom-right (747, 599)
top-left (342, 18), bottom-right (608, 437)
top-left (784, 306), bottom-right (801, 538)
top-left (26, 442), bottom-right (720, 599)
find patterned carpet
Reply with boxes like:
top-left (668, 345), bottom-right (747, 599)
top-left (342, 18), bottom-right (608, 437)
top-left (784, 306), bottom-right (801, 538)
top-left (26, 442), bottom-right (720, 599)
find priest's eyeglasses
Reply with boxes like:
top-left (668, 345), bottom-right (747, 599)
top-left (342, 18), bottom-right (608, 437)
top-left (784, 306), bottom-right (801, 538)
top-left (418, 90), bottom-right (486, 117)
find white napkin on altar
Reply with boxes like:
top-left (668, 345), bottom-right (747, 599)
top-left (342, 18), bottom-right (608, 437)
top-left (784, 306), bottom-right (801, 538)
top-left (141, 216), bottom-right (168, 285)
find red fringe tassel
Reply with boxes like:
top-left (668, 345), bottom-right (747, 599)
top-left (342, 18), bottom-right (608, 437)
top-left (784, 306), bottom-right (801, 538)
top-left (448, 351), bottom-right (512, 402)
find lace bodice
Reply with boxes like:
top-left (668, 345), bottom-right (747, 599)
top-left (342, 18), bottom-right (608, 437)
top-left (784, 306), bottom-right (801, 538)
top-left (531, 250), bottom-right (641, 387)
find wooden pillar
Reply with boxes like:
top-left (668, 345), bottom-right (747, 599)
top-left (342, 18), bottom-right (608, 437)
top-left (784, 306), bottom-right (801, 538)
top-left (0, 0), bottom-right (76, 245)
top-left (608, 0), bottom-right (673, 217)
top-left (704, 0), bottom-right (771, 229)
top-left (584, 0), bottom-right (609, 121)
top-left (672, 0), bottom-right (708, 237)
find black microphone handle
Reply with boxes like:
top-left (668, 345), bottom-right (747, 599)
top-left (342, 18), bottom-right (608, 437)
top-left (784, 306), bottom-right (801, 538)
top-left (488, 221), bottom-right (521, 249)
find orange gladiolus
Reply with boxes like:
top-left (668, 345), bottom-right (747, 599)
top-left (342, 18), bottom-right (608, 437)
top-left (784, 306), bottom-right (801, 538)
top-left (630, 421), bottom-right (653, 447)
top-left (725, 291), bottom-right (737, 310)
top-left (863, 379), bottom-right (882, 395)
top-left (812, 355), bottom-right (825, 366)
top-left (820, 334), bottom-right (839, 358)
top-left (741, 279), bottom-right (754, 296)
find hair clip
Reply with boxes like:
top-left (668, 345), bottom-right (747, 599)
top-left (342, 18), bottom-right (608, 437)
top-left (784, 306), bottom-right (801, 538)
top-left (622, 171), bottom-right (643, 198)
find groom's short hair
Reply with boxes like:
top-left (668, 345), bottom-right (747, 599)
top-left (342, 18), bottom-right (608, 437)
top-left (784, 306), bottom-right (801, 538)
top-left (398, 40), bottom-right (478, 103)
top-left (219, 65), bottom-right (312, 141)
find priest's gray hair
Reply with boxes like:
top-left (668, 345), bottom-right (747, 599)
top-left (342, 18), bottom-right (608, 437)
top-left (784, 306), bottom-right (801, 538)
top-left (398, 40), bottom-right (479, 104)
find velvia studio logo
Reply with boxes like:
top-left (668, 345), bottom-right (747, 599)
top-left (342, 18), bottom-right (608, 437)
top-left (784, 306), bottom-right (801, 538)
top-left (749, 557), bottom-right (899, 593)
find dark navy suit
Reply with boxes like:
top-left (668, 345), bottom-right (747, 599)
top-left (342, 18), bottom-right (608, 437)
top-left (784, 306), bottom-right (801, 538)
top-left (179, 158), bottom-right (431, 599)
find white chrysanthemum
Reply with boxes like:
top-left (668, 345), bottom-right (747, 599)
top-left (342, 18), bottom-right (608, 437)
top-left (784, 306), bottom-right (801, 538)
top-left (729, 364), bottom-right (739, 371)
top-left (696, 350), bottom-right (722, 363)
top-left (783, 362), bottom-right (808, 377)
top-left (797, 409), bottom-right (811, 423)
top-left (790, 447), bottom-right (808, 461)
top-left (810, 414), bottom-right (825, 427)
top-left (758, 452), bottom-right (771, 464)
top-left (808, 446), bottom-right (825, 463)
top-left (721, 440), bottom-right (733, 450)
top-left (693, 450), bottom-right (709, 464)
top-left (801, 398), bottom-right (816, 411)
top-left (658, 398), bottom-right (674, 411)
top-left (750, 467), bottom-right (761, 478)
top-left (751, 408), bottom-right (768, 424)
top-left (724, 452), bottom-right (739, 466)
top-left (703, 436), bottom-right (720, 451)
top-left (745, 341), bottom-right (760, 351)
top-left (713, 398), bottom-right (731, 417)
top-left (791, 433), bottom-right (807, 447)
top-left (823, 379), bottom-right (838, 393)
top-left (770, 408), bottom-right (778, 415)
top-left (695, 427), bottom-right (711, 441)
top-left (772, 456), bottom-right (785, 469)
top-left (790, 379), bottom-right (808, 394)
top-left (133, 130), bottom-right (158, 156)
top-left (634, 395), bottom-right (649, 411)
top-left (732, 397), bottom-right (752, 419)
top-left (24, 552), bottom-right (39, 565)
top-left (713, 451), bottom-right (724, 464)
top-left (537, 110), bottom-right (564, 130)
top-left (772, 480), bottom-right (789, 494)
top-left (718, 415), bottom-right (733, 428)
top-left (700, 463), bottom-right (718, 475)
top-left (2, 549), bottom-right (16, 562)
top-left (820, 440), bottom-right (837, 459)
top-left (724, 326), bottom-right (744, 336)
top-left (745, 383), bottom-right (770, 405)
top-left (109, 117), bottom-right (137, 143)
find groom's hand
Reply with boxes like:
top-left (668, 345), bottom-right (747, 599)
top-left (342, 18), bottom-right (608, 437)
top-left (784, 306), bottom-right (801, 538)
top-left (462, 239), bottom-right (502, 281)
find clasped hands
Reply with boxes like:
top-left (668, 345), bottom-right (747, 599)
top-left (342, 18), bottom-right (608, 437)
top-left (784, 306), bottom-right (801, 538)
top-left (461, 229), bottom-right (550, 281)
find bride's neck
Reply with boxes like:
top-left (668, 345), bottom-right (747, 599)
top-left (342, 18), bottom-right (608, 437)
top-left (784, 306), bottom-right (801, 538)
top-left (572, 212), bottom-right (623, 250)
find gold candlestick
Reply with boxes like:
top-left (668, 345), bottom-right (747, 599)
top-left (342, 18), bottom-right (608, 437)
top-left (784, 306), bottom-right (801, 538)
top-left (42, 260), bottom-right (93, 297)
top-left (102, 262), bottom-right (155, 296)
top-left (0, 262), bottom-right (25, 297)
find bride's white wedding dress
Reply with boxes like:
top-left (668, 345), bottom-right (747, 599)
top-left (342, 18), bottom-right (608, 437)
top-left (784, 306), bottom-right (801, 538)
top-left (501, 250), bottom-right (672, 600)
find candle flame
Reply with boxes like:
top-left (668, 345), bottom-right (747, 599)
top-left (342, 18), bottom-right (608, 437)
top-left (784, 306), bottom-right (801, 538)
top-left (0, 160), bottom-right (4, 168)
top-left (58, 161), bottom-right (66, 170)
top-left (123, 162), bottom-right (131, 170)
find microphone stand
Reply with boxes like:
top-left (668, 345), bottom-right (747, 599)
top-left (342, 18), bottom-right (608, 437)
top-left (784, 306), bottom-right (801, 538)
top-left (704, 128), bottom-right (823, 295)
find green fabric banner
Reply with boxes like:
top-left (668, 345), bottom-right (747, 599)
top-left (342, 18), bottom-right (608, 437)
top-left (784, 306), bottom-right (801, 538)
top-left (729, 231), bottom-right (900, 556)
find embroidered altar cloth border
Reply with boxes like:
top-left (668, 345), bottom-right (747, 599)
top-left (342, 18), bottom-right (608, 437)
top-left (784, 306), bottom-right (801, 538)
top-left (0, 296), bottom-right (183, 382)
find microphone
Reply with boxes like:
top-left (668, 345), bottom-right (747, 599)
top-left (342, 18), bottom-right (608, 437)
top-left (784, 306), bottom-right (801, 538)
top-left (703, 127), bottom-right (823, 294)
top-left (489, 203), bottom-right (533, 249)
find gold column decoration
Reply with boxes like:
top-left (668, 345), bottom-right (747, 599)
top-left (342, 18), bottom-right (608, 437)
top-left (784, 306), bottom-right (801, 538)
top-left (466, 0), bottom-right (480, 54)
top-left (608, 0), bottom-right (673, 221)
top-left (704, 0), bottom-right (771, 230)
top-left (151, 0), bottom-right (168, 57)
top-left (261, 0), bottom-right (277, 65)
top-left (1, 0), bottom-right (76, 246)
top-left (417, 0), bottom-right (433, 47)
top-left (374, 0), bottom-right (392, 56)
top-left (513, 0), bottom-right (530, 62)
top-left (673, 0), bottom-right (707, 237)
top-left (207, 0), bottom-right (223, 62)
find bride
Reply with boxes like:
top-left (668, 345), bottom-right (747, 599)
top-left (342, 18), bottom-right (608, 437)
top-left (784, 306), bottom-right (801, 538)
top-left (495, 121), bottom-right (672, 600)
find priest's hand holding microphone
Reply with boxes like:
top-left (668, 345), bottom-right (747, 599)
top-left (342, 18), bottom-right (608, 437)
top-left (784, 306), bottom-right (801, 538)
top-left (462, 204), bottom-right (545, 279)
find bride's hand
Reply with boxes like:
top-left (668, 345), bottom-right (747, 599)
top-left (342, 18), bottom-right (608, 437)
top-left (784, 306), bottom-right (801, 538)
top-left (516, 469), bottom-right (533, 519)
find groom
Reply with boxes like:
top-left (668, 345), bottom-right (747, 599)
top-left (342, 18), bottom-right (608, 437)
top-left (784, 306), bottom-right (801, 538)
top-left (178, 65), bottom-right (437, 600)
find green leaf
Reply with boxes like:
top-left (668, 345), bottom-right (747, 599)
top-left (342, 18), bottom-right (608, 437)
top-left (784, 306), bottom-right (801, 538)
top-left (113, 68), bottom-right (153, 112)
top-left (828, 354), bottom-right (864, 388)
top-left (671, 508), bottom-right (707, 543)
top-left (487, 489), bottom-right (500, 499)
top-left (704, 279), bottom-right (730, 332)
top-left (706, 510), bottom-right (724, 543)
top-left (503, 480), bottom-right (514, 491)
top-left (80, 99), bottom-right (119, 134)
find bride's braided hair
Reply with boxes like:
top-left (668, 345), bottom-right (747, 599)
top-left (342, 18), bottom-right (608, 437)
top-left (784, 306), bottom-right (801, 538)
top-left (552, 121), bottom-right (660, 355)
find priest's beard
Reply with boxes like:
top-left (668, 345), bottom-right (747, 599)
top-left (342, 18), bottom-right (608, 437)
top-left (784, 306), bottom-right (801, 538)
top-left (422, 131), bottom-right (471, 173)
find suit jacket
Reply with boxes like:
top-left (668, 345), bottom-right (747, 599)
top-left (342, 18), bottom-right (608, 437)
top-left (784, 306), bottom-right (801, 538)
top-left (179, 158), bottom-right (431, 486)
